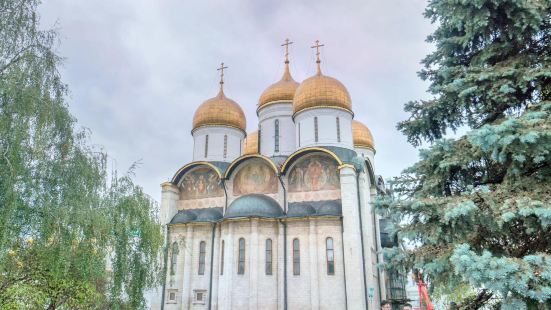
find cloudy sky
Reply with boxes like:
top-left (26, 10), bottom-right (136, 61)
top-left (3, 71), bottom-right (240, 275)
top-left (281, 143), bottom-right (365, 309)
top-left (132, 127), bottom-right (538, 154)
top-left (39, 0), bottom-right (435, 203)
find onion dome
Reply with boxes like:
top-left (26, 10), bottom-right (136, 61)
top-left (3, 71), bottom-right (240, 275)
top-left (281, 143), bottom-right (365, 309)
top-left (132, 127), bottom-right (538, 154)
top-left (258, 63), bottom-right (299, 110)
top-left (352, 120), bottom-right (375, 150)
top-left (293, 40), bottom-right (352, 116)
top-left (242, 130), bottom-right (259, 155)
top-left (192, 63), bottom-right (246, 132)
top-left (258, 39), bottom-right (299, 112)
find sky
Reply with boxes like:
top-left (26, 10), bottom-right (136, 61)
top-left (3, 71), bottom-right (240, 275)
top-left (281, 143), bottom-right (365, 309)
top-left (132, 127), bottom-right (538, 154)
top-left (39, 0), bottom-right (435, 203)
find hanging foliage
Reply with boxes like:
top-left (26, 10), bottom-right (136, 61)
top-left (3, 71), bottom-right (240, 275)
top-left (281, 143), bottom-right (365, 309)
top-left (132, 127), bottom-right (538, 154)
top-left (0, 0), bottom-right (163, 309)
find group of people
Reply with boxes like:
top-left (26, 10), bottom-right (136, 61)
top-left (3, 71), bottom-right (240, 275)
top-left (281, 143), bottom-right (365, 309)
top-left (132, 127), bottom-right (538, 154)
top-left (380, 300), bottom-right (413, 310)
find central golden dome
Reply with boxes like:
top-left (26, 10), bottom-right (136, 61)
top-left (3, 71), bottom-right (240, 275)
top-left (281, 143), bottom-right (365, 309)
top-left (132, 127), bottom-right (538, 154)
top-left (258, 63), bottom-right (299, 111)
top-left (192, 89), bottom-right (246, 132)
top-left (352, 120), bottom-right (375, 150)
top-left (293, 67), bottom-right (352, 116)
top-left (242, 130), bottom-right (259, 155)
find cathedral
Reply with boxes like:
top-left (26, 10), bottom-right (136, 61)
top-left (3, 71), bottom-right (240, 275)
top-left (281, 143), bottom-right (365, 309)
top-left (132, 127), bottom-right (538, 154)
top-left (156, 40), bottom-right (388, 310)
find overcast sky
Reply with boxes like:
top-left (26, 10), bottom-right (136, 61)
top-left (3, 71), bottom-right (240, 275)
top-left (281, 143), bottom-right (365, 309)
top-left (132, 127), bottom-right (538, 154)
top-left (39, 0), bottom-right (435, 203)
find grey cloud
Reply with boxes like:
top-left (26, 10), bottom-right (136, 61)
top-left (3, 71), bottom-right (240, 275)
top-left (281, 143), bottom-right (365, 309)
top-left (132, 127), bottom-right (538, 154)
top-left (39, 0), bottom-right (434, 202)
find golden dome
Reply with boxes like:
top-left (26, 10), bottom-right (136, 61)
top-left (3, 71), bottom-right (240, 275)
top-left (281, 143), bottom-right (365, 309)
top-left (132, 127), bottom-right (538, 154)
top-left (293, 68), bottom-right (352, 116)
top-left (192, 89), bottom-right (246, 132)
top-left (242, 130), bottom-right (259, 155)
top-left (258, 62), bottom-right (299, 111)
top-left (352, 120), bottom-right (375, 150)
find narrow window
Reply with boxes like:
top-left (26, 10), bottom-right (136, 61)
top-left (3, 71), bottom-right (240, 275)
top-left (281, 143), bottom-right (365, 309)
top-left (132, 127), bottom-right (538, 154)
top-left (170, 242), bottom-right (179, 275)
top-left (265, 239), bottom-right (273, 275)
top-left (336, 117), bottom-right (341, 142)
top-left (223, 135), bottom-right (228, 158)
top-left (258, 125), bottom-right (262, 152)
top-left (293, 238), bottom-right (300, 275)
top-left (204, 135), bottom-right (209, 157)
top-left (326, 237), bottom-right (335, 275)
top-left (198, 241), bottom-right (206, 275)
top-left (314, 117), bottom-right (319, 142)
top-left (274, 119), bottom-right (280, 153)
top-left (220, 240), bottom-right (225, 275)
top-left (238, 238), bottom-right (245, 274)
top-left (298, 122), bottom-right (301, 147)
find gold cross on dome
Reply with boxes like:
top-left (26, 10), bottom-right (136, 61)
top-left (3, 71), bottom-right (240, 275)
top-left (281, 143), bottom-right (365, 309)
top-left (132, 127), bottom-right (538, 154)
top-left (217, 62), bottom-right (228, 86)
top-left (281, 38), bottom-right (293, 63)
top-left (311, 40), bottom-right (324, 63)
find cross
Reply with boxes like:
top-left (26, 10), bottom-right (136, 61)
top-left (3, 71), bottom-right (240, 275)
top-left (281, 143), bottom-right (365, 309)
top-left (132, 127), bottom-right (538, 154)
top-left (217, 62), bottom-right (228, 86)
top-left (311, 40), bottom-right (324, 63)
top-left (281, 38), bottom-right (293, 63)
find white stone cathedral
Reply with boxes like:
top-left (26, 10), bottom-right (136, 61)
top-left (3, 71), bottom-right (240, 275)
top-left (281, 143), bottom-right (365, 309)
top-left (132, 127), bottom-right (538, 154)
top-left (155, 40), bottom-right (388, 310)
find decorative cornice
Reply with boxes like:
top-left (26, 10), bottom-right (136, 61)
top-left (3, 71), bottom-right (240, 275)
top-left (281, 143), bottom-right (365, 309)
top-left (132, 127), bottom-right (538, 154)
top-left (292, 106), bottom-right (354, 120)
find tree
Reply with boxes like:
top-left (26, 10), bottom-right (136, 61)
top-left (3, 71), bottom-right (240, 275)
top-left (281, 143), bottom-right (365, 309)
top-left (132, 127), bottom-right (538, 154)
top-left (376, 0), bottom-right (551, 309)
top-left (0, 0), bottom-right (163, 308)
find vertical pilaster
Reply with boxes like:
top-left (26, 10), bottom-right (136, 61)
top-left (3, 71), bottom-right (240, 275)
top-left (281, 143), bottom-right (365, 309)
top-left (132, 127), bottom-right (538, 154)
top-left (339, 166), bottom-right (367, 310)
top-left (225, 224), bottom-right (234, 309)
top-left (309, 220), bottom-right (320, 310)
top-left (211, 224), bottom-right (221, 310)
top-left (277, 221), bottom-right (285, 310)
top-left (249, 220), bottom-right (259, 309)
top-left (181, 225), bottom-right (194, 309)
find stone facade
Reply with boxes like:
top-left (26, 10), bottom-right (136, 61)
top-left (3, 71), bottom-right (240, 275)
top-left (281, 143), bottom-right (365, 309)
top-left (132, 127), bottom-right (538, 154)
top-left (150, 47), bottom-right (385, 309)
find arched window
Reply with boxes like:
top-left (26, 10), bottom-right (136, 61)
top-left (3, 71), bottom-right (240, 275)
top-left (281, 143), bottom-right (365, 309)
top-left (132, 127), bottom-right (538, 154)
top-left (265, 239), bottom-right (273, 275)
top-left (223, 135), bottom-right (228, 158)
top-left (326, 237), bottom-right (335, 275)
top-left (336, 117), bottom-right (341, 142)
top-left (238, 238), bottom-right (245, 274)
top-left (314, 117), bottom-right (319, 142)
top-left (198, 241), bottom-right (206, 275)
top-left (274, 119), bottom-right (280, 153)
top-left (170, 242), bottom-right (179, 275)
top-left (220, 240), bottom-right (225, 275)
top-left (293, 238), bottom-right (300, 275)
top-left (204, 135), bottom-right (209, 157)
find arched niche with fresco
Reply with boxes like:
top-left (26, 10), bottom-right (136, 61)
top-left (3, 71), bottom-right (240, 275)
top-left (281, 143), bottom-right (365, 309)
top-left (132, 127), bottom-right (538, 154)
top-left (232, 159), bottom-right (278, 196)
top-left (179, 166), bottom-right (224, 209)
top-left (287, 153), bottom-right (341, 202)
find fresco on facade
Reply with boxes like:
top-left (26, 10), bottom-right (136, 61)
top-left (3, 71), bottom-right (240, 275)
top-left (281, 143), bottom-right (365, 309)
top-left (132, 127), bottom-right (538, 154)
top-left (288, 155), bottom-right (340, 192)
top-left (180, 167), bottom-right (223, 200)
top-left (233, 161), bottom-right (278, 195)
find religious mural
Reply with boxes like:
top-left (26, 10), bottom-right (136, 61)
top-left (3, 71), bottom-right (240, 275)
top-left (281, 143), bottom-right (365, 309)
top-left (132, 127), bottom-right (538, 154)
top-left (233, 161), bottom-right (278, 195)
top-left (288, 155), bottom-right (340, 192)
top-left (180, 167), bottom-right (223, 200)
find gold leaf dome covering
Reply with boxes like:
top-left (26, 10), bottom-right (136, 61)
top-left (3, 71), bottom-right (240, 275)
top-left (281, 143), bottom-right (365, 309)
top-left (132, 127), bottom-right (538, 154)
top-left (242, 130), bottom-right (259, 155)
top-left (352, 120), bottom-right (375, 150)
top-left (192, 89), bottom-right (246, 132)
top-left (293, 69), bottom-right (352, 116)
top-left (258, 63), bottom-right (299, 111)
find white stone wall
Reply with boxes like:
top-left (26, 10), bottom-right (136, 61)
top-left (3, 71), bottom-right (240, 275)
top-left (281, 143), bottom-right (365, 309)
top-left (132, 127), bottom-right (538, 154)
top-left (258, 103), bottom-right (296, 157)
top-left (294, 108), bottom-right (353, 150)
top-left (192, 126), bottom-right (245, 162)
top-left (339, 167), bottom-right (368, 309)
top-left (157, 152), bottom-right (387, 310)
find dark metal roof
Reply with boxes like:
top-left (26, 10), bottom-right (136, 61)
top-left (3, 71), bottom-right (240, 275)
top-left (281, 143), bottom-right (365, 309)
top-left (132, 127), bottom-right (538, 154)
top-left (319, 146), bottom-right (357, 164)
top-left (170, 207), bottom-right (223, 224)
top-left (209, 161), bottom-right (231, 175)
top-left (225, 194), bottom-right (283, 219)
top-left (287, 200), bottom-right (342, 217)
